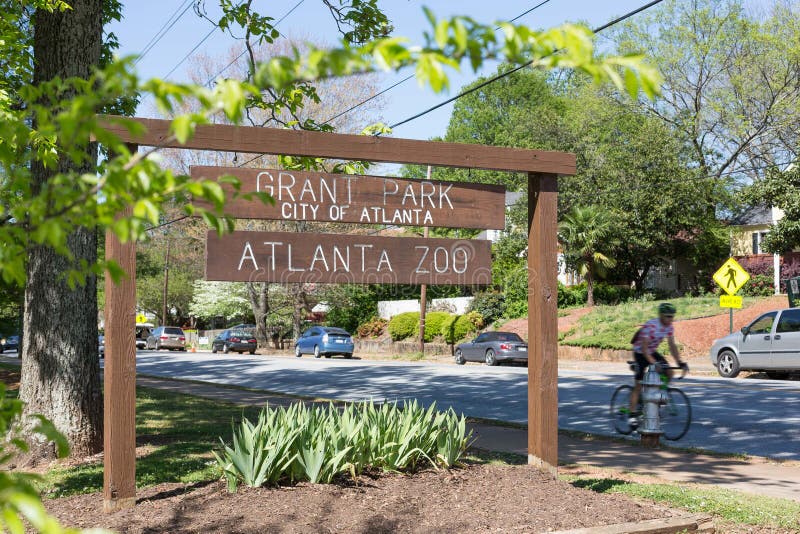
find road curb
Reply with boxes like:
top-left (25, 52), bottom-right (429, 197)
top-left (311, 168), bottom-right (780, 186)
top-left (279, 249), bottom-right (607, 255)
top-left (553, 514), bottom-right (714, 533)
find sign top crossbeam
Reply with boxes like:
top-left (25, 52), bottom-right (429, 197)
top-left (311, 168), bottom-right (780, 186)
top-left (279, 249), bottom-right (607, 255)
top-left (99, 116), bottom-right (576, 175)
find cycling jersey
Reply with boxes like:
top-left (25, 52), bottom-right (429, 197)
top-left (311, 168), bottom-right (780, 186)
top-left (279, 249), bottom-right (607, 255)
top-left (632, 318), bottom-right (674, 354)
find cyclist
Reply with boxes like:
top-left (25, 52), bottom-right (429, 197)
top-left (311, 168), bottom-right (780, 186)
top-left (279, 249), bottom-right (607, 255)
top-left (628, 302), bottom-right (689, 425)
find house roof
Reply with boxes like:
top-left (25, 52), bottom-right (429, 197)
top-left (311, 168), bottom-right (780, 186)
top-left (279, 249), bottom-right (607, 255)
top-left (730, 205), bottom-right (773, 226)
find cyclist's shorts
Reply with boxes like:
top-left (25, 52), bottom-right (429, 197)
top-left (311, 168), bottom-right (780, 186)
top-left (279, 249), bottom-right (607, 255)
top-left (633, 351), bottom-right (667, 381)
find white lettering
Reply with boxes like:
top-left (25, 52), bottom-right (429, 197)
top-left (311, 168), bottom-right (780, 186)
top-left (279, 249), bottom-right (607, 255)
top-left (256, 171), bottom-right (275, 197)
top-left (360, 207), bottom-right (371, 222)
top-left (377, 250), bottom-right (392, 272)
top-left (263, 241), bottom-right (282, 271)
top-left (281, 202), bottom-right (293, 218)
top-left (319, 177), bottom-right (336, 203)
top-left (354, 244), bottom-right (373, 271)
top-left (439, 183), bottom-right (454, 209)
top-left (310, 245), bottom-right (329, 271)
top-left (415, 246), bottom-right (430, 273)
top-left (420, 181), bottom-right (435, 208)
top-left (434, 246), bottom-right (449, 273)
top-left (401, 184), bottom-right (417, 206)
top-left (299, 179), bottom-right (317, 202)
top-left (288, 244), bottom-right (305, 271)
top-left (453, 246), bottom-right (468, 274)
top-left (423, 211), bottom-right (433, 225)
top-left (278, 172), bottom-right (296, 202)
top-left (383, 179), bottom-right (399, 205)
top-left (333, 246), bottom-right (349, 271)
top-left (329, 205), bottom-right (340, 220)
top-left (238, 241), bottom-right (258, 270)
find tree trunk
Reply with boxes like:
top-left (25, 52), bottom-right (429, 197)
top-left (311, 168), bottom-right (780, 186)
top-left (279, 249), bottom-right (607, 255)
top-left (246, 282), bottom-right (269, 347)
top-left (19, 0), bottom-right (104, 458)
top-left (586, 267), bottom-right (595, 307)
top-left (291, 284), bottom-right (309, 341)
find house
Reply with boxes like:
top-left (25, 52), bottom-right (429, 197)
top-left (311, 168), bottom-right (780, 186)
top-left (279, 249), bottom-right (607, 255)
top-left (729, 205), bottom-right (800, 293)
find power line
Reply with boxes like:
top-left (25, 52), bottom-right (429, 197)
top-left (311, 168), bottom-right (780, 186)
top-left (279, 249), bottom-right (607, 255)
top-left (388, 0), bottom-right (667, 132)
top-left (136, 0), bottom-right (195, 65)
top-left (322, 1), bottom-right (554, 127)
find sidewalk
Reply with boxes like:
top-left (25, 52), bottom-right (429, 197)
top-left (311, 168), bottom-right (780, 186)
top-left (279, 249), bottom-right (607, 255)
top-left (136, 373), bottom-right (800, 504)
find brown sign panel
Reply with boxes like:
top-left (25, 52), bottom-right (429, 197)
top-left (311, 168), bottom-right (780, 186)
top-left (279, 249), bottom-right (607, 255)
top-left (191, 166), bottom-right (506, 230)
top-left (206, 231), bottom-right (492, 286)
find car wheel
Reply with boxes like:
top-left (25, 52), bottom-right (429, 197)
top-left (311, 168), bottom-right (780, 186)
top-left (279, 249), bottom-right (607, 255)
top-left (249, 349), bottom-right (256, 355)
top-left (223, 343), bottom-right (230, 354)
top-left (717, 350), bottom-right (740, 378)
top-left (343, 353), bottom-right (353, 359)
top-left (155, 341), bottom-right (161, 351)
top-left (485, 349), bottom-right (497, 366)
top-left (454, 349), bottom-right (465, 365)
top-left (295, 345), bottom-right (302, 357)
top-left (211, 344), bottom-right (217, 354)
top-left (766, 371), bottom-right (789, 380)
top-left (314, 345), bottom-right (321, 358)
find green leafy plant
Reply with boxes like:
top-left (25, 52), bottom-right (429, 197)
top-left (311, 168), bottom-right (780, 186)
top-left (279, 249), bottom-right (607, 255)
top-left (0, 384), bottom-right (104, 533)
top-left (388, 312), bottom-right (419, 341)
top-left (415, 311), bottom-right (451, 342)
top-left (213, 400), bottom-right (473, 491)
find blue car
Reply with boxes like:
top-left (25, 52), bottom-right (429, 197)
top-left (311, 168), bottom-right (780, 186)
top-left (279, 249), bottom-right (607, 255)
top-left (295, 327), bottom-right (354, 359)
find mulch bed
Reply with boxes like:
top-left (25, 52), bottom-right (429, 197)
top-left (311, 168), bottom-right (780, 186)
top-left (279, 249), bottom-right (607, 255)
top-left (45, 464), bottom-right (678, 533)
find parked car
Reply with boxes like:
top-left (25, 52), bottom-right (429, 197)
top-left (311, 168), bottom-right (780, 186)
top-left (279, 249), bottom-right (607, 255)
top-left (146, 326), bottom-right (187, 351)
top-left (211, 329), bottom-right (257, 355)
top-left (455, 331), bottom-right (528, 366)
top-left (710, 307), bottom-right (800, 379)
top-left (295, 327), bottom-right (354, 358)
top-left (135, 323), bottom-right (153, 350)
top-left (99, 334), bottom-right (105, 358)
top-left (0, 334), bottom-right (19, 353)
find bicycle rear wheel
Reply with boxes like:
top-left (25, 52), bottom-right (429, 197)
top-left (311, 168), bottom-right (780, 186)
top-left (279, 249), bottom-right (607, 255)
top-left (661, 387), bottom-right (691, 440)
top-left (610, 385), bottom-right (634, 435)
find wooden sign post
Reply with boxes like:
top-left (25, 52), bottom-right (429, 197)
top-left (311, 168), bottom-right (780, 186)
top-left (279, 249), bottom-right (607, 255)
top-left (100, 116), bottom-right (574, 510)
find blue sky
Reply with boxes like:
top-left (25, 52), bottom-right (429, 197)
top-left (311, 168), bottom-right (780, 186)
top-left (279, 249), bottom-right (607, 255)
top-left (109, 1), bottom-right (651, 141)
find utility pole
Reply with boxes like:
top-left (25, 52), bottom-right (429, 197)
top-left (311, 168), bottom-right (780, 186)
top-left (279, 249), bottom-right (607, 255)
top-left (161, 238), bottom-right (170, 326)
top-left (419, 166), bottom-right (432, 354)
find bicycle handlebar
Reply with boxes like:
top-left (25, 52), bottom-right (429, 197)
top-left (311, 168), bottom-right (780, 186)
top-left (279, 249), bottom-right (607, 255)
top-left (657, 365), bottom-right (688, 379)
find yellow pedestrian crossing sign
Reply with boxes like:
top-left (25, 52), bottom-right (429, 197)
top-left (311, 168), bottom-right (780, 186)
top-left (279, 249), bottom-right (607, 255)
top-left (135, 314), bottom-right (148, 324)
top-left (713, 258), bottom-right (750, 296)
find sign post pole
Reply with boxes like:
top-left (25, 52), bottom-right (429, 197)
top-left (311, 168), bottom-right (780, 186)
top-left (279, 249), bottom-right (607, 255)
top-left (527, 172), bottom-right (558, 476)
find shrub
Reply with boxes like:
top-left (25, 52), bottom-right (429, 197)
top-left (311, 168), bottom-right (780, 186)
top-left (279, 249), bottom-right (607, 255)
top-left (558, 281), bottom-right (587, 307)
top-left (593, 282), bottom-right (635, 304)
top-left (440, 314), bottom-right (459, 344)
top-left (453, 312), bottom-right (483, 341)
top-left (356, 317), bottom-right (387, 338)
top-left (214, 401), bottom-right (473, 491)
top-left (387, 312), bottom-right (419, 341)
top-left (741, 274), bottom-right (775, 297)
top-left (416, 311), bottom-right (450, 342)
top-left (504, 300), bottom-right (528, 319)
top-left (468, 291), bottom-right (505, 323)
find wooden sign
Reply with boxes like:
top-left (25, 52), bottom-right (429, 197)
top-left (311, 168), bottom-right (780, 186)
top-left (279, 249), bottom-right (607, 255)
top-left (191, 166), bottom-right (506, 230)
top-left (205, 231), bottom-right (492, 286)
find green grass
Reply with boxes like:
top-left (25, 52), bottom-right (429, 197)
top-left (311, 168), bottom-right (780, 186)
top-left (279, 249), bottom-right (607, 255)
top-left (564, 475), bottom-right (800, 531)
top-left (561, 295), bottom-right (764, 350)
top-left (41, 387), bottom-right (262, 498)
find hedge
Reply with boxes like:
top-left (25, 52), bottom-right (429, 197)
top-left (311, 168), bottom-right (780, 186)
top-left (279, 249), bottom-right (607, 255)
top-left (387, 312), bottom-right (419, 341)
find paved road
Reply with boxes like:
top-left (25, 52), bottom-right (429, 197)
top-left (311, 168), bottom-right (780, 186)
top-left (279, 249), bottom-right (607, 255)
top-left (129, 350), bottom-right (800, 460)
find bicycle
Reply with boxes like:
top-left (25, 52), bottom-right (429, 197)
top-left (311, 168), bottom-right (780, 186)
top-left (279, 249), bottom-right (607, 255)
top-left (609, 362), bottom-right (692, 441)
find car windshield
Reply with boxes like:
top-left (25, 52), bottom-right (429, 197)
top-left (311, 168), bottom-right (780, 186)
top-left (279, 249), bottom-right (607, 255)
top-left (164, 327), bottom-right (183, 335)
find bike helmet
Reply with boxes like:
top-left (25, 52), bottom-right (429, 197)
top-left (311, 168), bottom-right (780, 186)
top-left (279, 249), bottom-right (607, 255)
top-left (658, 302), bottom-right (676, 316)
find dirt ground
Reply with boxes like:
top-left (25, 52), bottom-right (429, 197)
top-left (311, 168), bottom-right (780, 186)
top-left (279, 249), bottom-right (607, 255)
top-left (47, 464), bottom-right (683, 534)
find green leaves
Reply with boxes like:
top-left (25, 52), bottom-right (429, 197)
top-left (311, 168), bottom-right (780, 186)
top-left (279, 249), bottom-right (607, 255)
top-left (214, 401), bottom-right (473, 491)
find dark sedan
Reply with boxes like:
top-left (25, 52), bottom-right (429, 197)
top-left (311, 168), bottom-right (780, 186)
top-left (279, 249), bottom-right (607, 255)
top-left (454, 331), bottom-right (527, 366)
top-left (211, 329), bottom-right (258, 354)
top-left (0, 334), bottom-right (19, 353)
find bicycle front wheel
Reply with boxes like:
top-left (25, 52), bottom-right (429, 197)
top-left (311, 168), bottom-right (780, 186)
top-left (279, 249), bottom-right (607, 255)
top-left (661, 387), bottom-right (691, 440)
top-left (610, 385), bottom-right (634, 435)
